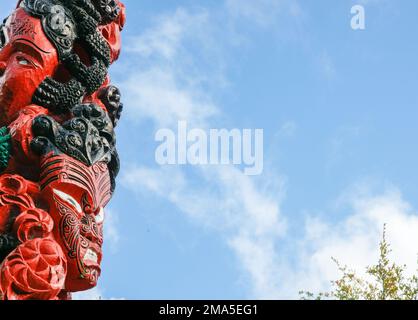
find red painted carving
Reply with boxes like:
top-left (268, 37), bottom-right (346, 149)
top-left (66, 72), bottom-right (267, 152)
top-left (0, 0), bottom-right (125, 300)
top-left (39, 155), bottom-right (110, 292)
top-left (0, 174), bottom-right (65, 300)
top-left (1, 238), bottom-right (67, 300)
top-left (0, 8), bottom-right (59, 127)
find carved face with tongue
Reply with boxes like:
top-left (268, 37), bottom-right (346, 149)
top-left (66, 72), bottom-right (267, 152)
top-left (52, 189), bottom-right (104, 291)
top-left (40, 156), bottom-right (111, 292)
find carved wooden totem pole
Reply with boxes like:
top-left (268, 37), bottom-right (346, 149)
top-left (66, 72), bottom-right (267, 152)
top-left (0, 0), bottom-right (125, 300)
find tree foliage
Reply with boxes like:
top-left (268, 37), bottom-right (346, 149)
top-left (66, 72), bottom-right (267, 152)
top-left (300, 225), bottom-right (418, 300)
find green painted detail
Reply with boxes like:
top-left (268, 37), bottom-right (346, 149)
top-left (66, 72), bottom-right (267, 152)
top-left (0, 127), bottom-right (11, 173)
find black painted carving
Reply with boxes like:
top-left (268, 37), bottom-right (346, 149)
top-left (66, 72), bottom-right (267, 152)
top-left (33, 78), bottom-right (85, 114)
top-left (98, 85), bottom-right (123, 126)
top-left (31, 103), bottom-right (116, 167)
top-left (22, 0), bottom-right (122, 193)
top-left (63, 55), bottom-right (108, 95)
top-left (24, 0), bottom-right (112, 114)
top-left (93, 0), bottom-right (121, 24)
top-left (23, 0), bottom-right (77, 59)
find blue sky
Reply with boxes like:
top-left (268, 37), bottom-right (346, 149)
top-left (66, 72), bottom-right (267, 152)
top-left (2, 0), bottom-right (418, 299)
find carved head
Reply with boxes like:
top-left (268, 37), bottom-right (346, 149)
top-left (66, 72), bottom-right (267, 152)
top-left (29, 102), bottom-right (115, 291)
top-left (0, 0), bottom-right (126, 125)
top-left (39, 156), bottom-right (111, 292)
top-left (0, 7), bottom-right (59, 126)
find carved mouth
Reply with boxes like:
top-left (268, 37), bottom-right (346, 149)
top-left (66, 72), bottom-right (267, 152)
top-left (83, 249), bottom-right (98, 264)
top-left (82, 246), bottom-right (102, 270)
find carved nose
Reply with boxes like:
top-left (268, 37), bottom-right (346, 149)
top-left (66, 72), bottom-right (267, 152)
top-left (0, 61), bottom-right (6, 77)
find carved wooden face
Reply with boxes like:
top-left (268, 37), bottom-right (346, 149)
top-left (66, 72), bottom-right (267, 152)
top-left (39, 156), bottom-right (111, 292)
top-left (52, 188), bottom-right (104, 292)
top-left (0, 8), bottom-right (58, 125)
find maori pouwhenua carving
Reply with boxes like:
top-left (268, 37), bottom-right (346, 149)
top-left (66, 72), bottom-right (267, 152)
top-left (0, 0), bottom-right (125, 300)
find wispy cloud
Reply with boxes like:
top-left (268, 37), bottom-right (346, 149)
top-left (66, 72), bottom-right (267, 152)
top-left (122, 68), bottom-right (218, 128)
top-left (225, 0), bottom-right (303, 27)
top-left (120, 8), bottom-right (221, 128)
top-left (72, 287), bottom-right (103, 300)
top-left (122, 165), bottom-right (287, 298)
top-left (225, 0), bottom-right (282, 26)
top-left (284, 185), bottom-right (418, 297)
top-left (119, 3), bottom-right (290, 299)
top-left (72, 287), bottom-right (126, 300)
top-left (104, 208), bottom-right (121, 254)
top-left (126, 9), bottom-right (209, 60)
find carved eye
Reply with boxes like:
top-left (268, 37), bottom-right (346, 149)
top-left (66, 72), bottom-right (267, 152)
top-left (53, 189), bottom-right (83, 216)
top-left (17, 56), bottom-right (33, 66)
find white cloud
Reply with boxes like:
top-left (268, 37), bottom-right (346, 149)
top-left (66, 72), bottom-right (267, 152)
top-left (72, 287), bottom-right (125, 300)
top-left (123, 165), bottom-right (418, 299)
top-left (120, 8), bottom-right (220, 128)
top-left (116, 3), bottom-right (302, 300)
top-left (226, 0), bottom-right (283, 26)
top-left (119, 3), bottom-right (296, 298)
top-left (126, 8), bottom-right (209, 60)
top-left (123, 165), bottom-right (285, 234)
top-left (104, 208), bottom-right (121, 254)
top-left (122, 68), bottom-right (218, 128)
top-left (276, 186), bottom-right (418, 298)
top-left (122, 165), bottom-right (287, 299)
